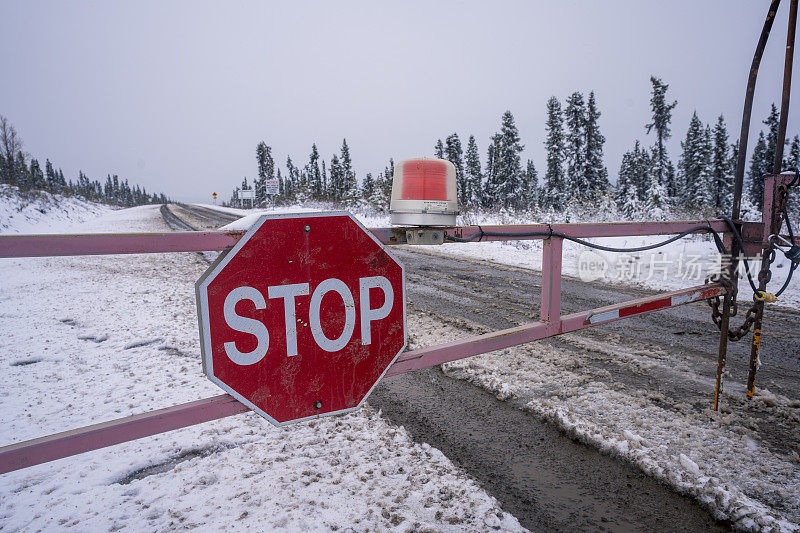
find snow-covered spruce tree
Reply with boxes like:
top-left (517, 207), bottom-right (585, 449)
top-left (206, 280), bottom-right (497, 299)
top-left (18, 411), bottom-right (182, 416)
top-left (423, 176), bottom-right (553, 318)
top-left (103, 175), bottom-right (113, 199)
top-left (645, 76), bottom-right (678, 196)
top-left (76, 170), bottom-right (91, 197)
top-left (492, 111), bottom-right (525, 210)
top-left (595, 189), bottom-right (618, 222)
top-left (644, 173), bottom-right (669, 220)
top-left (328, 154), bottom-right (342, 202)
top-left (256, 141), bottom-right (275, 206)
top-left (434, 139), bottom-right (445, 159)
top-left (362, 172), bottom-right (375, 201)
top-left (627, 140), bottom-right (651, 201)
top-left (543, 96), bottom-right (566, 210)
top-left (57, 168), bottom-right (66, 191)
top-left (339, 139), bottom-right (360, 206)
top-left (308, 143), bottom-right (322, 200)
top-left (321, 160), bottom-right (327, 200)
top-left (711, 115), bottom-right (732, 212)
top-left (14, 151), bottom-right (29, 188)
top-left (58, 169), bottom-right (67, 191)
top-left (763, 103), bottom-right (780, 173)
top-left (297, 168), bottom-right (311, 204)
top-left (120, 181), bottom-right (129, 204)
top-left (787, 135), bottom-right (800, 170)
top-left (370, 172), bottom-right (387, 211)
top-left (665, 161), bottom-right (676, 201)
top-left (255, 143), bottom-right (266, 204)
top-left (445, 133), bottom-right (466, 205)
top-left (285, 156), bottom-right (298, 202)
top-left (112, 175), bottom-right (120, 203)
top-left (464, 135), bottom-right (483, 209)
top-left (747, 131), bottom-right (768, 209)
top-left (677, 111), bottom-right (708, 209)
top-left (522, 159), bottom-right (538, 210)
top-left (694, 125), bottom-right (714, 209)
top-left (616, 151), bottom-right (640, 218)
top-left (564, 92), bottom-right (586, 202)
top-left (729, 140), bottom-right (739, 209)
top-left (74, 172), bottom-right (87, 197)
top-left (483, 134), bottom-right (501, 208)
top-left (45, 160), bottom-right (59, 191)
top-left (29, 159), bottom-right (46, 189)
top-left (785, 136), bottom-right (800, 225)
top-left (584, 91), bottom-right (609, 197)
top-left (381, 158), bottom-right (394, 207)
top-left (276, 168), bottom-right (285, 198)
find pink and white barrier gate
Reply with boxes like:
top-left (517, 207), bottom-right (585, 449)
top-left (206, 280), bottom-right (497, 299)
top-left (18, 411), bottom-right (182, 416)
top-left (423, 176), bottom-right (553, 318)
top-left (1, 178), bottom-right (793, 475)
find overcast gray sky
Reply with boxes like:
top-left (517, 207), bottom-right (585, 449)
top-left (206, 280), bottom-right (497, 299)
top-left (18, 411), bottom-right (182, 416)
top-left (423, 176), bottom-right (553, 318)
top-left (1, 1), bottom-right (798, 203)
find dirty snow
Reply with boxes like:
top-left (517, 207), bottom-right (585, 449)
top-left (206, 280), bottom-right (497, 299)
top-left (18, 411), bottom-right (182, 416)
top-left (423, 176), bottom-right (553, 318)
top-left (404, 311), bottom-right (800, 532)
top-left (0, 184), bottom-right (111, 234)
top-left (0, 198), bottom-right (523, 532)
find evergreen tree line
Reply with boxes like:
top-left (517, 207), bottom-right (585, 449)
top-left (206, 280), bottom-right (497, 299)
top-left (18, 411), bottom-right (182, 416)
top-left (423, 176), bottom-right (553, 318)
top-left (234, 77), bottom-right (799, 218)
top-left (236, 96), bottom-right (608, 213)
top-left (232, 139), bottom-right (395, 210)
top-left (0, 115), bottom-right (170, 206)
top-left (616, 78), bottom-right (800, 218)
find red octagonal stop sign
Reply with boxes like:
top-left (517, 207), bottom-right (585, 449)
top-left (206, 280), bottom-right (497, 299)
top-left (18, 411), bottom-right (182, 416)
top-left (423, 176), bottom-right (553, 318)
top-left (196, 212), bottom-right (406, 426)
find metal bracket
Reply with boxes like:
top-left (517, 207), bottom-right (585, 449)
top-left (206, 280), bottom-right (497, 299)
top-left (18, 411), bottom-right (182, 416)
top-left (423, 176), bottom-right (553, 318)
top-left (405, 228), bottom-right (445, 245)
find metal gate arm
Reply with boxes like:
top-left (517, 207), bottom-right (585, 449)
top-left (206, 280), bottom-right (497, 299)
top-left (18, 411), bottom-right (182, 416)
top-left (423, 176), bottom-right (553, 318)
top-left (0, 394), bottom-right (248, 474)
top-left (0, 282), bottom-right (725, 475)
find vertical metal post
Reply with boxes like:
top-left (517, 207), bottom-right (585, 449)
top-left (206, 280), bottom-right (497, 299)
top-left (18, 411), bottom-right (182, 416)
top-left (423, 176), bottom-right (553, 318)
top-left (541, 237), bottom-right (563, 323)
top-left (714, 0), bottom-right (781, 410)
top-left (731, 0), bottom-right (781, 221)
top-left (773, 0), bottom-right (797, 174)
top-left (714, 293), bottom-right (732, 410)
top-left (747, 0), bottom-right (796, 399)
top-left (747, 176), bottom-right (788, 396)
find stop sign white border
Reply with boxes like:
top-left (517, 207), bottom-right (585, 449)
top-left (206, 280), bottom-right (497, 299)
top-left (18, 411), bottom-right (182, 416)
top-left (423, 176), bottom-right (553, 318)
top-left (195, 211), bottom-right (407, 426)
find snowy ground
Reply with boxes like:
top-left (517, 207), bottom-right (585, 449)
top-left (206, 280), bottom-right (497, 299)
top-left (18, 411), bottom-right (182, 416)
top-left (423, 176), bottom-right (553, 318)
top-left (0, 202), bottom-right (523, 532)
top-left (0, 184), bottom-right (111, 234)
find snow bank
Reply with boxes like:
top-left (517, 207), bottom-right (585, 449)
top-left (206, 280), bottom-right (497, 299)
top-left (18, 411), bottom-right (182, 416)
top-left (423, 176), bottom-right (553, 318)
top-left (406, 311), bottom-right (800, 532)
top-left (0, 205), bottom-right (523, 532)
top-left (0, 184), bottom-right (111, 234)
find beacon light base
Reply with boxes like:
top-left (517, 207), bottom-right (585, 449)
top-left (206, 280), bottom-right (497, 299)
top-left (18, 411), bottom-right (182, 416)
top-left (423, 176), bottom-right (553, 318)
top-left (390, 158), bottom-right (458, 226)
top-left (405, 228), bottom-right (445, 245)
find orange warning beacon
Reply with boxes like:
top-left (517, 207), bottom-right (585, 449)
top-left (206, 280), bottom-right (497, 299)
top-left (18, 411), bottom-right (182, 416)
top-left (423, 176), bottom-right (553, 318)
top-left (390, 158), bottom-right (458, 226)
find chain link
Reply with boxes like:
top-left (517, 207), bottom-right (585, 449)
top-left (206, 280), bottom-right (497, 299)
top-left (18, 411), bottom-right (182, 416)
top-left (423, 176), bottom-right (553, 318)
top-left (707, 182), bottom-right (787, 341)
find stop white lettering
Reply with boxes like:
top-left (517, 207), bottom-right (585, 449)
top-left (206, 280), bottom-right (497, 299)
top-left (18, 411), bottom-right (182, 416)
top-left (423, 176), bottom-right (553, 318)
top-left (222, 276), bottom-right (394, 365)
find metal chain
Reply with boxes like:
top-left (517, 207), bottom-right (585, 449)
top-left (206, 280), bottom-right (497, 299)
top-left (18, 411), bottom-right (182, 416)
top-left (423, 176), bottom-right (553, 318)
top-left (707, 182), bottom-right (788, 341)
